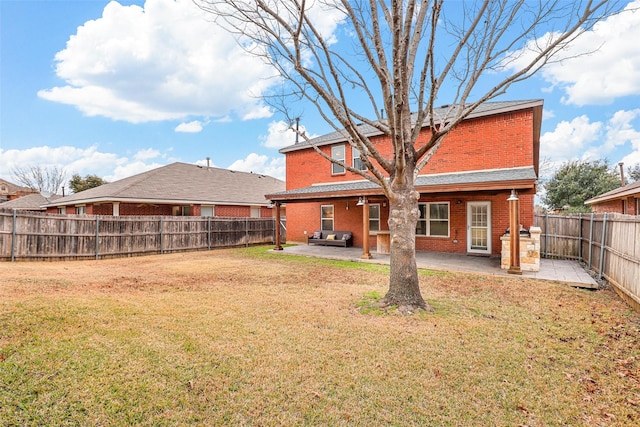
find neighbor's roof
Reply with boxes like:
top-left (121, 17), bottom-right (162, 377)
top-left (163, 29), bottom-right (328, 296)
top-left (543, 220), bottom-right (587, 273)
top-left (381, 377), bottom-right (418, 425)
top-left (266, 166), bottom-right (537, 201)
top-left (0, 193), bottom-right (61, 210)
top-left (280, 99), bottom-right (544, 154)
top-left (44, 162), bottom-right (285, 207)
top-left (585, 180), bottom-right (640, 205)
top-left (0, 178), bottom-right (34, 195)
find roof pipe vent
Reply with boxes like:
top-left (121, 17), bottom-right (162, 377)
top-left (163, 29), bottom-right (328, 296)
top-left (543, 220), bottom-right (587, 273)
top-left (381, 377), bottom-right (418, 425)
top-left (619, 162), bottom-right (625, 186)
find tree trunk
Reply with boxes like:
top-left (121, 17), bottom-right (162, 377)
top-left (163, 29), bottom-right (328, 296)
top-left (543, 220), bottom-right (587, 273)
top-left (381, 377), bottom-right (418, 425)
top-left (382, 184), bottom-right (433, 313)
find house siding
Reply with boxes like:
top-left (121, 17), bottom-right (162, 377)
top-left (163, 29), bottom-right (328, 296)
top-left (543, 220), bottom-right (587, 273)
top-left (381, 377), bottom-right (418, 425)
top-left (591, 197), bottom-right (639, 215)
top-left (285, 109), bottom-right (535, 190)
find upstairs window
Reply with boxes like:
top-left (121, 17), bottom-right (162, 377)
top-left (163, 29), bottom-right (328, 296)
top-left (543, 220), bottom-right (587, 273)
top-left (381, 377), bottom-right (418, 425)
top-left (331, 145), bottom-right (345, 175)
top-left (416, 202), bottom-right (449, 237)
top-left (353, 147), bottom-right (366, 171)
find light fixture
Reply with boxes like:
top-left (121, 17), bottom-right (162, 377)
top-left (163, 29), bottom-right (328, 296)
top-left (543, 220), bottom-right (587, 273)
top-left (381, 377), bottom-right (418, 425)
top-left (356, 197), bottom-right (366, 206)
top-left (507, 189), bottom-right (519, 201)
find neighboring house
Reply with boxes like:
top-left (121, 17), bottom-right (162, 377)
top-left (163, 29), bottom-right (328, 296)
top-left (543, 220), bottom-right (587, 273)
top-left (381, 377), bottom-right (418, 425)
top-left (266, 99), bottom-right (542, 257)
top-left (0, 193), bottom-right (61, 211)
top-left (585, 181), bottom-right (640, 215)
top-left (0, 179), bottom-right (37, 203)
top-left (43, 162), bottom-right (285, 218)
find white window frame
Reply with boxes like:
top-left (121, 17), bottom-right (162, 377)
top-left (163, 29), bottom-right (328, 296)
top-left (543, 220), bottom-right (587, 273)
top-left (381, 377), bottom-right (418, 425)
top-left (369, 203), bottom-right (380, 231)
top-left (201, 205), bottom-right (214, 217)
top-left (251, 206), bottom-right (261, 218)
top-left (321, 205), bottom-right (334, 231)
top-left (75, 205), bottom-right (86, 215)
top-left (416, 202), bottom-right (450, 237)
top-left (331, 144), bottom-right (345, 175)
top-left (352, 147), bottom-right (366, 171)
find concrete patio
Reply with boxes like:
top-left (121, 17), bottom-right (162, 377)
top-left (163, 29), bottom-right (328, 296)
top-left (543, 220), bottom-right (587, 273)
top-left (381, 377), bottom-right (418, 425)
top-left (275, 244), bottom-right (599, 288)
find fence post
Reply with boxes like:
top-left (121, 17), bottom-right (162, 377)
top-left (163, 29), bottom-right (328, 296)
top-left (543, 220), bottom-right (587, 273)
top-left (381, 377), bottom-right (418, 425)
top-left (11, 209), bottom-right (17, 262)
top-left (245, 217), bottom-right (249, 247)
top-left (599, 213), bottom-right (607, 280)
top-left (588, 213), bottom-right (594, 268)
top-left (544, 213), bottom-right (548, 258)
top-left (578, 213), bottom-right (582, 261)
top-left (208, 217), bottom-right (211, 250)
top-left (95, 216), bottom-right (100, 260)
top-left (159, 217), bottom-right (164, 254)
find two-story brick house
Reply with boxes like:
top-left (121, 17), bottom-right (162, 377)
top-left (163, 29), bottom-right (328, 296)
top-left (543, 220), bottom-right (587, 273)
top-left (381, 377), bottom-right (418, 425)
top-left (267, 99), bottom-right (542, 257)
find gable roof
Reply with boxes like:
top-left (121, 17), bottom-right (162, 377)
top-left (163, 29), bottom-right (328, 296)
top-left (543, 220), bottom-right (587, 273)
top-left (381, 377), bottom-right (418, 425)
top-left (0, 193), bottom-right (61, 210)
top-left (585, 180), bottom-right (640, 205)
top-left (0, 178), bottom-right (34, 195)
top-left (44, 162), bottom-right (284, 207)
top-left (280, 99), bottom-right (544, 154)
top-left (267, 166), bottom-right (537, 201)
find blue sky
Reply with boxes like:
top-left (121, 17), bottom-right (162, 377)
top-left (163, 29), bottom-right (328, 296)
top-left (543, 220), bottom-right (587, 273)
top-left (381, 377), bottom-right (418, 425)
top-left (1, 0), bottom-right (640, 192)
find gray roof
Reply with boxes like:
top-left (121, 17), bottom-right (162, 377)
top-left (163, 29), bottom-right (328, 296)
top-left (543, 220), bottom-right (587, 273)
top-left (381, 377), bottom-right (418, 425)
top-left (585, 180), bottom-right (640, 205)
top-left (267, 166), bottom-right (537, 200)
top-left (45, 162), bottom-right (285, 207)
top-left (281, 99), bottom-right (544, 153)
top-left (0, 193), bottom-right (61, 210)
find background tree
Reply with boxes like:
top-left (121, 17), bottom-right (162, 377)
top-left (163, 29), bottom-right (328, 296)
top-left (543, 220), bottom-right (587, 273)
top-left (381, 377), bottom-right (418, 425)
top-left (68, 174), bottom-right (108, 193)
top-left (627, 164), bottom-right (640, 183)
top-left (196, 0), bottom-right (621, 312)
top-left (12, 165), bottom-right (66, 196)
top-left (543, 160), bottom-right (621, 212)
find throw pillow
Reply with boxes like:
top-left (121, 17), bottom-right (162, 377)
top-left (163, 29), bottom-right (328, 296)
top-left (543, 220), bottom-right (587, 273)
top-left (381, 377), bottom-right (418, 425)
top-left (341, 234), bottom-right (351, 240)
top-left (326, 234), bottom-right (336, 240)
top-left (312, 231), bottom-right (322, 239)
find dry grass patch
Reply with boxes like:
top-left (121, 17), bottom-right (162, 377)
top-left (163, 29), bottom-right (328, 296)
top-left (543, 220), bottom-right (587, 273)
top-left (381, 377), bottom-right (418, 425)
top-left (1, 246), bottom-right (639, 426)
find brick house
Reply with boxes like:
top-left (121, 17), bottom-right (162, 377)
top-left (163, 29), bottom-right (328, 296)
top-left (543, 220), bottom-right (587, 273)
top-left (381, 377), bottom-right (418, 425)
top-left (585, 181), bottom-right (640, 215)
top-left (266, 99), bottom-right (542, 257)
top-left (0, 179), bottom-right (37, 203)
top-left (43, 162), bottom-right (284, 218)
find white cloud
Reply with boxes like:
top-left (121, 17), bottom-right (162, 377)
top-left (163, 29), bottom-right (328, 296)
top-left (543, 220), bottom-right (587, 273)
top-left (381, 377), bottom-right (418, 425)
top-left (503, 0), bottom-right (640, 105)
top-left (0, 145), bottom-right (170, 189)
top-left (260, 120), bottom-right (319, 149)
top-left (175, 121), bottom-right (204, 133)
top-left (228, 153), bottom-right (285, 180)
top-left (540, 115), bottom-right (602, 162)
top-left (134, 148), bottom-right (161, 161)
top-left (37, 0), bottom-right (278, 123)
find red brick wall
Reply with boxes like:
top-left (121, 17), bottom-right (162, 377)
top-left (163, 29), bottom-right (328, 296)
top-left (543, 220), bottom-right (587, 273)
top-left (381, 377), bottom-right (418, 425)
top-left (591, 197), bottom-right (639, 215)
top-left (286, 191), bottom-right (535, 256)
top-left (215, 205), bottom-right (251, 217)
top-left (46, 203), bottom-right (269, 217)
top-left (286, 109), bottom-right (535, 190)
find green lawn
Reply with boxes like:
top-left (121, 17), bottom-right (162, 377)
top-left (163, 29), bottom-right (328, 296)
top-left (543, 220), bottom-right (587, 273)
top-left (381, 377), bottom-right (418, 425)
top-left (1, 247), bottom-right (639, 426)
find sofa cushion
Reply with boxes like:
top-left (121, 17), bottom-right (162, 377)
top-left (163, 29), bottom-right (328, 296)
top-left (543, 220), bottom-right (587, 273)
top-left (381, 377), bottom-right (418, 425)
top-left (326, 234), bottom-right (336, 240)
top-left (312, 231), bottom-right (322, 239)
top-left (341, 234), bottom-right (351, 240)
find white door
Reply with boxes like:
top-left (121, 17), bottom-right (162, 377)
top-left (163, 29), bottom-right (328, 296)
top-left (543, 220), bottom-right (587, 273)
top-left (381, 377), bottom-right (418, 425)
top-left (467, 202), bottom-right (491, 254)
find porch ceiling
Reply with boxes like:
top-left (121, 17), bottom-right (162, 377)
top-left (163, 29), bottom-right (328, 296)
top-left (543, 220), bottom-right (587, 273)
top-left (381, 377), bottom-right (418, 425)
top-left (267, 166), bottom-right (537, 202)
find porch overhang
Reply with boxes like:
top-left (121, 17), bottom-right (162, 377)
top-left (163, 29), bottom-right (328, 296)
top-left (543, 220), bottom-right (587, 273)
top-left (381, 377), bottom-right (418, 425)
top-left (266, 166), bottom-right (537, 203)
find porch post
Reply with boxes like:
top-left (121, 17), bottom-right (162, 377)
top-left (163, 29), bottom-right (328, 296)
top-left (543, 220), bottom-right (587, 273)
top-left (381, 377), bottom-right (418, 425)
top-left (361, 198), bottom-right (372, 259)
top-left (274, 202), bottom-right (283, 251)
top-left (507, 190), bottom-right (522, 275)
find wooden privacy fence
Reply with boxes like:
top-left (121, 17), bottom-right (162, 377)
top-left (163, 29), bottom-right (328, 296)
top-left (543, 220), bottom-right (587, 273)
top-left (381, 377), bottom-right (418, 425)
top-left (0, 209), bottom-right (279, 261)
top-left (534, 213), bottom-right (640, 311)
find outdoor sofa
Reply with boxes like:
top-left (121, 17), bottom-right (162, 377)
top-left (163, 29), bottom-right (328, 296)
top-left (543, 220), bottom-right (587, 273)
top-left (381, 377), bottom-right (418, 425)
top-left (307, 230), bottom-right (353, 247)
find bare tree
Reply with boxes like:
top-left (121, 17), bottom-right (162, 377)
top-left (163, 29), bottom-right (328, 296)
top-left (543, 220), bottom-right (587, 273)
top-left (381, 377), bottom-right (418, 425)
top-left (195, 0), bottom-right (622, 312)
top-left (12, 165), bottom-right (66, 196)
